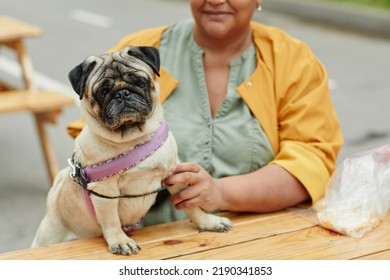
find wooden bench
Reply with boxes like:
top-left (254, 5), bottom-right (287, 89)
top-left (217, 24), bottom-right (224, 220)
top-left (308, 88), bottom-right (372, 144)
top-left (0, 16), bottom-right (75, 183)
top-left (0, 210), bottom-right (389, 260)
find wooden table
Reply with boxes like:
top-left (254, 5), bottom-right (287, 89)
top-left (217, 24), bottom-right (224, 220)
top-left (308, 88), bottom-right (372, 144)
top-left (0, 16), bottom-right (75, 183)
top-left (1, 210), bottom-right (389, 260)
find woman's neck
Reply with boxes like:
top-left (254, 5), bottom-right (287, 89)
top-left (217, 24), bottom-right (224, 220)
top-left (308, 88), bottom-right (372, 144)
top-left (193, 26), bottom-right (253, 60)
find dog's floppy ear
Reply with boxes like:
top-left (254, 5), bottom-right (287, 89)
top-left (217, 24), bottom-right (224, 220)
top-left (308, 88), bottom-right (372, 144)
top-left (127, 46), bottom-right (160, 77)
top-left (68, 59), bottom-right (97, 100)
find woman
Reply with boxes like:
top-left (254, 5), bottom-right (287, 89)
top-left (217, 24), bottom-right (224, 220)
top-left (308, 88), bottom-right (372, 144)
top-left (68, 0), bottom-right (343, 225)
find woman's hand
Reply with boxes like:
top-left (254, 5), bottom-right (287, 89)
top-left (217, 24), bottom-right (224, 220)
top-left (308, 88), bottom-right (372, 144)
top-left (164, 163), bottom-right (224, 211)
top-left (164, 162), bottom-right (309, 213)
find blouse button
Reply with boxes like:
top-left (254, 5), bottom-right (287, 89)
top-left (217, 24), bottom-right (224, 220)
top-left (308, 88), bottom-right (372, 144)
top-left (247, 81), bottom-right (253, 87)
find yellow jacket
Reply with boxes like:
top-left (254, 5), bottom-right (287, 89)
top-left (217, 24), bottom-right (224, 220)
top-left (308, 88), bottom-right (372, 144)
top-left (68, 22), bottom-right (343, 204)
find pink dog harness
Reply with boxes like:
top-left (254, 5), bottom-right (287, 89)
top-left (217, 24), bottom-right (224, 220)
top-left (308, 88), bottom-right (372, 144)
top-left (68, 120), bottom-right (170, 233)
top-left (70, 120), bottom-right (169, 184)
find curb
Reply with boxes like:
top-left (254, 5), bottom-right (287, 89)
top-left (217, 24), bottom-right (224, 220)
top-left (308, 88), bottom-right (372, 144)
top-left (262, 0), bottom-right (390, 38)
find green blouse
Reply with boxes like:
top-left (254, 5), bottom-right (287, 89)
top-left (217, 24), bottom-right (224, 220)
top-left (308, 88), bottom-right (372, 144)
top-left (143, 19), bottom-right (274, 225)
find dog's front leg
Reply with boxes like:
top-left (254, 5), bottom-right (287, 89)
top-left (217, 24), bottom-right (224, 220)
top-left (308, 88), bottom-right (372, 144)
top-left (92, 196), bottom-right (140, 255)
top-left (167, 184), bottom-right (232, 232)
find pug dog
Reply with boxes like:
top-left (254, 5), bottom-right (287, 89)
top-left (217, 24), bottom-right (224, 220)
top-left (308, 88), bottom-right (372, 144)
top-left (31, 46), bottom-right (232, 255)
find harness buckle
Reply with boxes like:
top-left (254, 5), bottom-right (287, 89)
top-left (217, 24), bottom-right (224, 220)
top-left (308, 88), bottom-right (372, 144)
top-left (68, 157), bottom-right (88, 188)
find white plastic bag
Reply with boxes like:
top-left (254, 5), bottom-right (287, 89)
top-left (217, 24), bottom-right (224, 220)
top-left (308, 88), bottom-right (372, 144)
top-left (315, 144), bottom-right (390, 237)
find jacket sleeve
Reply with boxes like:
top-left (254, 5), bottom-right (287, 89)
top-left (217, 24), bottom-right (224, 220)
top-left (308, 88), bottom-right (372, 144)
top-left (271, 39), bottom-right (343, 204)
top-left (107, 26), bottom-right (168, 52)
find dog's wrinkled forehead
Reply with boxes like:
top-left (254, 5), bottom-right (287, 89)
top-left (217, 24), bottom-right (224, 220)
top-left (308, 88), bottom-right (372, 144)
top-left (68, 46), bottom-right (160, 100)
top-left (102, 47), bottom-right (159, 75)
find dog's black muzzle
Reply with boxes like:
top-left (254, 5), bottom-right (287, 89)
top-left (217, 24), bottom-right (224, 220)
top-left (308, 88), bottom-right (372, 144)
top-left (115, 89), bottom-right (132, 101)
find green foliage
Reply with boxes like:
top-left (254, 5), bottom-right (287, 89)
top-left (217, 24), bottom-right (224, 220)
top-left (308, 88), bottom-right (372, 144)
top-left (328, 0), bottom-right (390, 9)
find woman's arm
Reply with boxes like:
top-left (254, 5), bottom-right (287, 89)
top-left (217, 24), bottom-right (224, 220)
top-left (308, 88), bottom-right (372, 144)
top-left (166, 162), bottom-right (309, 213)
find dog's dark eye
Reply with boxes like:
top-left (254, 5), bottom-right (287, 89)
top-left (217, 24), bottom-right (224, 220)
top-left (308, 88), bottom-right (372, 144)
top-left (99, 86), bottom-right (109, 96)
top-left (134, 80), bottom-right (146, 89)
top-left (95, 79), bottom-right (113, 101)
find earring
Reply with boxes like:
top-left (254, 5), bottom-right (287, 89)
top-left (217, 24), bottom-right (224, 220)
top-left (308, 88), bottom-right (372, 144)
top-left (257, 4), bottom-right (262, 12)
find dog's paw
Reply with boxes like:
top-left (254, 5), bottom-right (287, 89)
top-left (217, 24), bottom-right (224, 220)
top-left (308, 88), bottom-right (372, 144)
top-left (108, 237), bottom-right (140, 255)
top-left (197, 214), bottom-right (233, 233)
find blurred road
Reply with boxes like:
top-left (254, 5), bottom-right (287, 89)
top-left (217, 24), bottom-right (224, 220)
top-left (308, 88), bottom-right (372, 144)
top-left (1, 0), bottom-right (389, 253)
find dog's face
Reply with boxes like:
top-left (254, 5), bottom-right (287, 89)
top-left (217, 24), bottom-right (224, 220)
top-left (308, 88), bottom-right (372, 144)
top-left (68, 46), bottom-right (160, 130)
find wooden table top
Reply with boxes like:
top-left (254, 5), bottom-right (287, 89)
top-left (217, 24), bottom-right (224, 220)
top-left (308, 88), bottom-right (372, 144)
top-left (1, 209), bottom-right (389, 260)
top-left (0, 16), bottom-right (42, 42)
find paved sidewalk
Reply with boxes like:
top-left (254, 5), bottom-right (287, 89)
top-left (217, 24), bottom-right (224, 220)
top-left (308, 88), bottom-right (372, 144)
top-left (264, 0), bottom-right (390, 38)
